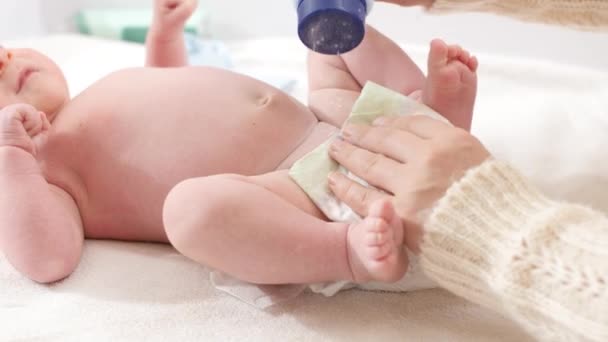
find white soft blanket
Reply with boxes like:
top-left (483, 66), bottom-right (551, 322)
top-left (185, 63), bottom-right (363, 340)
top-left (2, 35), bottom-right (607, 341)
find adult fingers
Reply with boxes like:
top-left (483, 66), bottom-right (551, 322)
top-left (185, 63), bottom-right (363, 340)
top-left (341, 123), bottom-right (424, 163)
top-left (373, 115), bottom-right (453, 139)
top-left (327, 171), bottom-right (392, 217)
top-left (329, 139), bottom-right (404, 192)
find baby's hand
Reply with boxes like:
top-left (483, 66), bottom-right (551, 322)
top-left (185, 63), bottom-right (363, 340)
top-left (152, 0), bottom-right (198, 34)
top-left (0, 104), bottom-right (50, 156)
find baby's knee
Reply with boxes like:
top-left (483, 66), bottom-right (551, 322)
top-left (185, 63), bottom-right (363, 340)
top-left (162, 175), bottom-right (245, 247)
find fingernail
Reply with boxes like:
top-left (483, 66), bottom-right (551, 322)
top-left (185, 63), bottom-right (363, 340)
top-left (373, 116), bottom-right (387, 126)
top-left (341, 125), bottom-right (354, 141)
top-left (328, 172), bottom-right (339, 187)
top-left (330, 139), bottom-right (344, 154)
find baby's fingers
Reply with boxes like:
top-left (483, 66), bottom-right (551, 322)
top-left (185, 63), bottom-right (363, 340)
top-left (40, 112), bottom-right (51, 133)
top-left (22, 110), bottom-right (44, 137)
top-left (9, 104), bottom-right (42, 136)
top-left (30, 112), bottom-right (51, 154)
top-left (169, 0), bottom-right (197, 17)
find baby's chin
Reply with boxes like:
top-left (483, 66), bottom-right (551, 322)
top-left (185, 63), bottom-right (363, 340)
top-left (26, 96), bottom-right (67, 123)
top-left (45, 99), bottom-right (69, 122)
top-left (34, 85), bottom-right (70, 120)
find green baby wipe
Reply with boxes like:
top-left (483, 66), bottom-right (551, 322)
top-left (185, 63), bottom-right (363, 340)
top-left (289, 82), bottom-right (448, 223)
top-left (76, 9), bottom-right (207, 44)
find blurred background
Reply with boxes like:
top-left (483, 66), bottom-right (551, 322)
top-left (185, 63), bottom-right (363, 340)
top-left (1, 0), bottom-right (608, 70)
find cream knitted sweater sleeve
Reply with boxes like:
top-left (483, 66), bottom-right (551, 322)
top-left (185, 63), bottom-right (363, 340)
top-left (421, 159), bottom-right (608, 341)
top-left (429, 0), bottom-right (608, 30)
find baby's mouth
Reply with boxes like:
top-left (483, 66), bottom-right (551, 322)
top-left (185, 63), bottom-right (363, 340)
top-left (17, 68), bottom-right (38, 93)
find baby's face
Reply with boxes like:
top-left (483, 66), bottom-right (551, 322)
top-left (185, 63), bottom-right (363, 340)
top-left (0, 46), bottom-right (69, 120)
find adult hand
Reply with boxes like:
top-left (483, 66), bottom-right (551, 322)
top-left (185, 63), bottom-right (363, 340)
top-left (376, 0), bottom-right (434, 8)
top-left (328, 115), bottom-right (490, 253)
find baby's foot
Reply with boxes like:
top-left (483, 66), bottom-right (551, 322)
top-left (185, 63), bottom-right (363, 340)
top-left (346, 200), bottom-right (407, 283)
top-left (422, 39), bottom-right (478, 131)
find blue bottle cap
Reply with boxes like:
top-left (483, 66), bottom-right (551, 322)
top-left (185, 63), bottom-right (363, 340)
top-left (297, 0), bottom-right (368, 55)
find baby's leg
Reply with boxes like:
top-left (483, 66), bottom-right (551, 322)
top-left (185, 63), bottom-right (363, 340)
top-left (422, 40), bottom-right (478, 131)
top-left (308, 25), bottom-right (425, 127)
top-left (162, 171), bottom-right (406, 284)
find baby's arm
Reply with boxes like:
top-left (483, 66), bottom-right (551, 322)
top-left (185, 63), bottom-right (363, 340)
top-left (308, 25), bottom-right (425, 126)
top-left (146, 0), bottom-right (197, 67)
top-left (0, 105), bottom-right (83, 283)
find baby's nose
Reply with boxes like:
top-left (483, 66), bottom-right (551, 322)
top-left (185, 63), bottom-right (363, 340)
top-left (0, 47), bottom-right (12, 75)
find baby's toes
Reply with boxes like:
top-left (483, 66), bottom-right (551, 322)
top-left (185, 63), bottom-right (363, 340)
top-left (428, 39), bottom-right (449, 69)
top-left (371, 243), bottom-right (393, 261)
top-left (447, 44), bottom-right (462, 60)
top-left (467, 56), bottom-right (479, 72)
top-left (368, 220), bottom-right (395, 260)
top-left (457, 49), bottom-right (471, 65)
top-left (365, 219), bottom-right (392, 247)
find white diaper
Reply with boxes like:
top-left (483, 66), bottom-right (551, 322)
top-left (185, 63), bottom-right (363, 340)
top-left (213, 82), bottom-right (445, 308)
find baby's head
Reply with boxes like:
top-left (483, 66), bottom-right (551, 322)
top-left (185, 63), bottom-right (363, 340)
top-left (0, 46), bottom-right (69, 121)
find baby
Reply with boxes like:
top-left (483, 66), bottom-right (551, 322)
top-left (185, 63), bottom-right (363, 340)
top-left (0, 0), bottom-right (477, 286)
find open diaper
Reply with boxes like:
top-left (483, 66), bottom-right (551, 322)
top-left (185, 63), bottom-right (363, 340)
top-left (212, 82), bottom-right (442, 308)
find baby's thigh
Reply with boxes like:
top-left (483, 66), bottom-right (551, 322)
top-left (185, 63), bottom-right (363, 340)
top-left (247, 170), bottom-right (326, 221)
top-left (308, 89), bottom-right (360, 128)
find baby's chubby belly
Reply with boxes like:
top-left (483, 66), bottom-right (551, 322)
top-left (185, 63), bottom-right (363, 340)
top-left (41, 67), bottom-right (328, 241)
